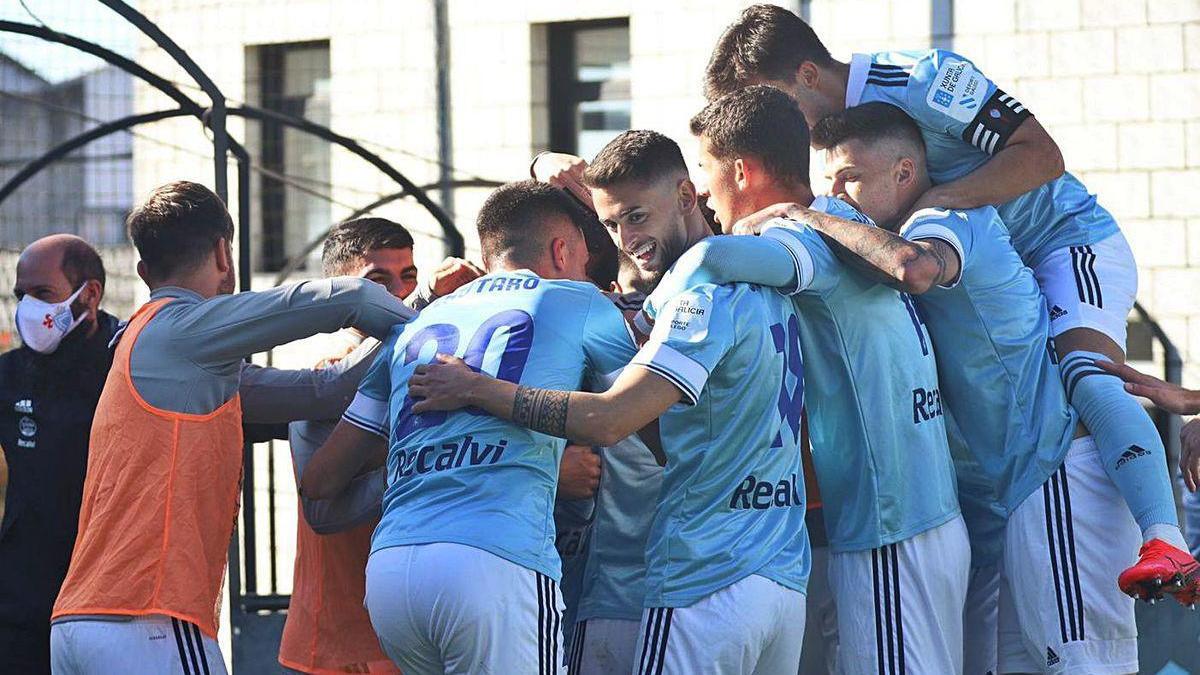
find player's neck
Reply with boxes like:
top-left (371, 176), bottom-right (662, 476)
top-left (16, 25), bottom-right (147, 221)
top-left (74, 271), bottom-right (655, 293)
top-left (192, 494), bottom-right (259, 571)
top-left (820, 59), bottom-right (851, 107)
top-left (683, 209), bottom-right (712, 247)
top-left (753, 182), bottom-right (815, 212)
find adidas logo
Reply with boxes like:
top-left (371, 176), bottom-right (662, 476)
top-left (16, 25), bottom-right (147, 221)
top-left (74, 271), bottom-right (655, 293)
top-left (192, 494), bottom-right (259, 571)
top-left (13, 399), bottom-right (32, 414)
top-left (1047, 647), bottom-right (1060, 667)
top-left (1049, 305), bottom-right (1068, 321)
top-left (1116, 445), bottom-right (1150, 468)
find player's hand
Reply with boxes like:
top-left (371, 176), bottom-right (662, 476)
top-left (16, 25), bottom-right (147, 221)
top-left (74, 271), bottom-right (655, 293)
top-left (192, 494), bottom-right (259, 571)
top-left (1180, 419), bottom-right (1200, 493)
top-left (410, 353), bottom-right (477, 413)
top-left (557, 444), bottom-right (601, 500)
top-left (429, 257), bottom-right (484, 298)
top-left (730, 202), bottom-right (803, 236)
top-left (531, 152), bottom-right (593, 209)
top-left (1097, 361), bottom-right (1200, 415)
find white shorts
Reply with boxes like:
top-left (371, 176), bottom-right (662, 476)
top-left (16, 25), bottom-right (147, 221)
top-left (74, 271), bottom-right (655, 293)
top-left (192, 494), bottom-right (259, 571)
top-left (365, 543), bottom-right (564, 675)
top-left (828, 515), bottom-right (970, 675)
top-left (632, 574), bottom-right (806, 675)
top-left (1034, 232), bottom-right (1137, 350)
top-left (565, 618), bottom-right (639, 675)
top-left (999, 436), bottom-right (1140, 674)
top-left (50, 615), bottom-right (226, 675)
top-left (963, 565), bottom-right (1000, 675)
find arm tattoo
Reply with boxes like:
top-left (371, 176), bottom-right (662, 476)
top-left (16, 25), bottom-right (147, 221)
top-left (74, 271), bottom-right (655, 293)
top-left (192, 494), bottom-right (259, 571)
top-left (512, 385), bottom-right (570, 438)
top-left (926, 242), bottom-right (950, 285)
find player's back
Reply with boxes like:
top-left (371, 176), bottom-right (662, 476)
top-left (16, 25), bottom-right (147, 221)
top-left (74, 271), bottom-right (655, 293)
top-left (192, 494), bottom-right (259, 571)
top-left (637, 281), bottom-right (810, 608)
top-left (761, 198), bottom-right (959, 552)
top-left (900, 206), bottom-right (1076, 514)
top-left (853, 49), bottom-right (1118, 267)
top-left (366, 270), bottom-right (636, 581)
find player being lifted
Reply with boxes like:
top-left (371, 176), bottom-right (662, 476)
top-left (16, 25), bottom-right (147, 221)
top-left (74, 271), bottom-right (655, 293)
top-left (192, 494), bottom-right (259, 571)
top-left (638, 86), bottom-right (969, 675)
top-left (705, 3), bottom-right (1197, 603)
top-left (737, 101), bottom-right (1144, 673)
top-left (412, 130), bottom-right (812, 674)
top-left (302, 182), bottom-right (640, 674)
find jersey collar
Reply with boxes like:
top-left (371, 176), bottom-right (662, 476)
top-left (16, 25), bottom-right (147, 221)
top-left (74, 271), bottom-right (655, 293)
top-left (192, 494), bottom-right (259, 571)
top-left (845, 53), bottom-right (872, 108)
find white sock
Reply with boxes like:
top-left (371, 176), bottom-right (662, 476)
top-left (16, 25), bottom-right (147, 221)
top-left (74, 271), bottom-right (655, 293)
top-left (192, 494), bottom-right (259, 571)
top-left (1144, 523), bottom-right (1190, 551)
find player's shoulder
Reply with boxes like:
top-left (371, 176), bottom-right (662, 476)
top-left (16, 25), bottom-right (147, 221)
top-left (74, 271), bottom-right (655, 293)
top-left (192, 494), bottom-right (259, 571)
top-left (811, 195), bottom-right (875, 224)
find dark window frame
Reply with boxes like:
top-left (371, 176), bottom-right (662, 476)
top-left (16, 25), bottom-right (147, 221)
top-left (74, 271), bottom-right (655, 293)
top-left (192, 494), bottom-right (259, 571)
top-left (255, 39), bottom-right (330, 272)
top-left (547, 18), bottom-right (629, 155)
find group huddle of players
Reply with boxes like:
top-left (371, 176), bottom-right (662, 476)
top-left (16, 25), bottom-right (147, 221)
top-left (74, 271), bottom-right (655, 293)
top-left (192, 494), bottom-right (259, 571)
top-left (295, 5), bottom-right (1200, 675)
top-left (41, 3), bottom-right (1200, 674)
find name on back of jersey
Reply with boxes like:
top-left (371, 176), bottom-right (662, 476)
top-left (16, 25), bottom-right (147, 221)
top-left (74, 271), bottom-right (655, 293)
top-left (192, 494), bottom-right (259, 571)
top-left (390, 433), bottom-right (508, 480)
top-left (926, 58), bottom-right (986, 123)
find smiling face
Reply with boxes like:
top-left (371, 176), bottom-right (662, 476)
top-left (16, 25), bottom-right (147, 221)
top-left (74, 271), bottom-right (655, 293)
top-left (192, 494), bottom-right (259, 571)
top-left (591, 172), bottom-right (694, 280)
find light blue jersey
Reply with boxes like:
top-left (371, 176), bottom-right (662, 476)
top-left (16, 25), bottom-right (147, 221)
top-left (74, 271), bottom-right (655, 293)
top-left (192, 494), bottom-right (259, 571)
top-left (575, 437), bottom-right (664, 622)
top-left (631, 280), bottom-right (809, 607)
top-left (847, 49), bottom-right (1119, 267)
top-left (900, 206), bottom-right (1077, 553)
top-left (554, 495), bottom-right (594, 640)
top-left (644, 197), bottom-right (960, 552)
top-left (344, 270), bottom-right (637, 581)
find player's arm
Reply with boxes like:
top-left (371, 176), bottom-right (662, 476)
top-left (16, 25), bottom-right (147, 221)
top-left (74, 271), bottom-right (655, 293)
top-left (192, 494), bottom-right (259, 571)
top-left (299, 420), bottom-right (387, 500)
top-left (409, 355), bottom-right (682, 448)
top-left (237, 338), bottom-right (381, 424)
top-left (1096, 361), bottom-right (1200, 416)
top-left (640, 234), bottom-right (800, 321)
top-left (763, 203), bottom-right (960, 294)
top-left (914, 117), bottom-right (1063, 212)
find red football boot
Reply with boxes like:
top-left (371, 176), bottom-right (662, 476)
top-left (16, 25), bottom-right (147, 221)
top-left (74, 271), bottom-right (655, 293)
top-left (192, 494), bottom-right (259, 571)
top-left (1117, 539), bottom-right (1200, 606)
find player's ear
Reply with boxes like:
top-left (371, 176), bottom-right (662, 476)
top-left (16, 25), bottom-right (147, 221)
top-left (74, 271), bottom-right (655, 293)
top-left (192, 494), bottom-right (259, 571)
top-left (895, 157), bottom-right (917, 189)
top-left (549, 236), bottom-right (569, 274)
top-left (797, 61), bottom-right (820, 90)
top-left (676, 178), bottom-right (698, 215)
top-left (734, 157), bottom-right (752, 191)
top-left (213, 237), bottom-right (232, 274)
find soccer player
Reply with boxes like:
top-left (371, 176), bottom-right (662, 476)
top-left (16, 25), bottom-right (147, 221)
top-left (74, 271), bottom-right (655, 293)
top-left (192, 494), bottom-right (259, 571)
top-left (410, 130), bottom-right (811, 674)
top-left (705, 3), bottom-right (1192, 602)
top-left (301, 181), bottom-right (643, 674)
top-left (277, 217), bottom-right (486, 675)
top-left (638, 86), bottom-right (967, 674)
top-left (742, 100), bottom-right (1142, 673)
top-left (48, 182), bottom-right (416, 675)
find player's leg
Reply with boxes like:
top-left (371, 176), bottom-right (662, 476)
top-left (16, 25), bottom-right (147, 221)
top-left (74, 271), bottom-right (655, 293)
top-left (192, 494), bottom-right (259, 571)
top-left (565, 618), bottom-right (640, 675)
top-left (963, 564), bottom-right (1000, 675)
top-left (631, 575), bottom-right (805, 675)
top-left (1036, 233), bottom-right (1195, 601)
top-left (1002, 436), bottom-right (1140, 674)
top-left (798, 541), bottom-right (837, 675)
top-left (48, 616), bottom-right (226, 675)
top-left (828, 515), bottom-right (970, 675)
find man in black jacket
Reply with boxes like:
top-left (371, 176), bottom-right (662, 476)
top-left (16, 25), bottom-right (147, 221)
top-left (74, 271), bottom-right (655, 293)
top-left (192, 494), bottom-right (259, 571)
top-left (0, 234), bottom-right (117, 674)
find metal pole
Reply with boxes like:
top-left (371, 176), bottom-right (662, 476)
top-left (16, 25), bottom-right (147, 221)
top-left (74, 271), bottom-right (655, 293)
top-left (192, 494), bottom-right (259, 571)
top-left (434, 0), bottom-right (455, 218)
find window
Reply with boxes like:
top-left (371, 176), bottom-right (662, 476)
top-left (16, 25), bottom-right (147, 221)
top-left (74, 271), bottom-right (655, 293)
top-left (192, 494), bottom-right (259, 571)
top-left (547, 20), bottom-right (630, 158)
top-left (248, 41), bottom-right (331, 272)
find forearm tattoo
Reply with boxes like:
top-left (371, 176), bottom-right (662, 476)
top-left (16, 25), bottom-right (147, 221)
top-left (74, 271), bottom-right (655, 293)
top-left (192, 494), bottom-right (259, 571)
top-left (512, 385), bottom-right (570, 438)
top-left (926, 243), bottom-right (950, 285)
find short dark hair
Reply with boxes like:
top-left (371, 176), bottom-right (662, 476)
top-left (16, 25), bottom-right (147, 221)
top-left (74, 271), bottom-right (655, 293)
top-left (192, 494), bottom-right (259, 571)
top-left (811, 102), bottom-right (927, 155)
top-left (476, 180), bottom-right (593, 267)
top-left (60, 237), bottom-right (106, 290)
top-left (705, 4), bottom-right (832, 100)
top-left (583, 130), bottom-right (688, 189)
top-left (126, 181), bottom-right (235, 281)
top-left (690, 85), bottom-right (811, 186)
top-left (321, 217), bottom-right (415, 276)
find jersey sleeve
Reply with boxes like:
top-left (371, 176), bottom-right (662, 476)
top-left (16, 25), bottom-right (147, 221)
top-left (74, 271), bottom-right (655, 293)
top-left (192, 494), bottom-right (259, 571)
top-left (640, 233), bottom-right (800, 320)
top-left (900, 208), bottom-right (971, 289)
top-left (581, 291), bottom-right (640, 381)
top-left (906, 50), bottom-right (1033, 156)
top-left (341, 328), bottom-right (400, 439)
top-left (630, 283), bottom-right (737, 405)
top-left (759, 221), bottom-right (842, 297)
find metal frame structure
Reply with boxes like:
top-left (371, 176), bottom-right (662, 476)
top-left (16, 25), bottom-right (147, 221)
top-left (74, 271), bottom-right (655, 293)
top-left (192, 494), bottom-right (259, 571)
top-left (1, 7), bottom-right (478, 671)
